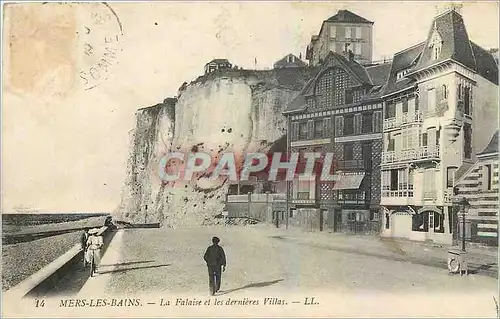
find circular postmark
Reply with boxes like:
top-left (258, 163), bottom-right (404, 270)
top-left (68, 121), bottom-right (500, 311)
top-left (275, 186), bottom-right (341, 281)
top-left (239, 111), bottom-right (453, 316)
top-left (77, 2), bottom-right (123, 91)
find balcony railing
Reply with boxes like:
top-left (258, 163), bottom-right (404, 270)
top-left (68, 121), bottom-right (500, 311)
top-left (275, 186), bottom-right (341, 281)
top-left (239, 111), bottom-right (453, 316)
top-left (382, 145), bottom-right (440, 164)
top-left (383, 112), bottom-right (423, 130)
top-left (382, 190), bottom-right (414, 198)
top-left (443, 188), bottom-right (453, 204)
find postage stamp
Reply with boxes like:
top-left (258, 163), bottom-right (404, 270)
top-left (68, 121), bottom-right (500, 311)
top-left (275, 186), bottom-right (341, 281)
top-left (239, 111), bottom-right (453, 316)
top-left (1, 1), bottom-right (499, 318)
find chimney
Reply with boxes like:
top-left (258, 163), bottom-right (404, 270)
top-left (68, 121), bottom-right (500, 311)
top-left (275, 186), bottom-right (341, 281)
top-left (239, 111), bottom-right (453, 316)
top-left (348, 50), bottom-right (355, 62)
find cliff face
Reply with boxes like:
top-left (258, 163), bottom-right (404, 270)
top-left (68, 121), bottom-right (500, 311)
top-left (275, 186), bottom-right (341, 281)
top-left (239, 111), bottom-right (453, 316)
top-left (115, 67), bottom-right (317, 226)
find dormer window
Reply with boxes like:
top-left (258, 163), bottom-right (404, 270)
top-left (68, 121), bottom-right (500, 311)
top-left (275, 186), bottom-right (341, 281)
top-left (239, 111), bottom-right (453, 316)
top-left (429, 22), bottom-right (443, 60)
top-left (396, 68), bottom-right (411, 81)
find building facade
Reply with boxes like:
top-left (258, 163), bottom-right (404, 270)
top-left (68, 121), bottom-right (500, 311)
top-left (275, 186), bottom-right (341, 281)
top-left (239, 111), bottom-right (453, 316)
top-left (283, 51), bottom-right (390, 233)
top-left (454, 131), bottom-right (498, 246)
top-left (380, 9), bottom-right (499, 245)
top-left (274, 54), bottom-right (307, 69)
top-left (306, 10), bottom-right (374, 67)
top-left (204, 59), bottom-right (232, 74)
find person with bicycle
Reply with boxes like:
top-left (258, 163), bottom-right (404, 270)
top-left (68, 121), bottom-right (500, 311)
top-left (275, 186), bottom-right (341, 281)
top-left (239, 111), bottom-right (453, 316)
top-left (86, 228), bottom-right (104, 276)
top-left (81, 230), bottom-right (89, 270)
top-left (203, 236), bottom-right (226, 295)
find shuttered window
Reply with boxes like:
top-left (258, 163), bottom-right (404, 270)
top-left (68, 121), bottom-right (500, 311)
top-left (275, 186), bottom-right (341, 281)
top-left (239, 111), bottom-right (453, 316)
top-left (354, 114), bottom-right (362, 134)
top-left (362, 112), bottom-right (373, 134)
top-left (344, 115), bottom-right (354, 135)
top-left (323, 116), bottom-right (333, 138)
top-left (291, 122), bottom-right (299, 141)
top-left (335, 116), bottom-right (344, 136)
top-left (299, 122), bottom-right (308, 140)
top-left (307, 120), bottom-right (314, 140)
top-left (372, 111), bottom-right (382, 132)
top-left (314, 119), bottom-right (324, 138)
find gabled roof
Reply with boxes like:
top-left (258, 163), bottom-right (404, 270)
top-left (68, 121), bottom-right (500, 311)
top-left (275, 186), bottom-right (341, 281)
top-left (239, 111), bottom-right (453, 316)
top-left (478, 131), bottom-right (499, 156)
top-left (283, 52), bottom-right (380, 114)
top-left (325, 10), bottom-right (374, 24)
top-left (302, 52), bottom-right (372, 96)
top-left (274, 54), bottom-right (307, 68)
top-left (282, 76), bottom-right (316, 114)
top-left (413, 10), bottom-right (476, 73)
top-left (206, 59), bottom-right (230, 65)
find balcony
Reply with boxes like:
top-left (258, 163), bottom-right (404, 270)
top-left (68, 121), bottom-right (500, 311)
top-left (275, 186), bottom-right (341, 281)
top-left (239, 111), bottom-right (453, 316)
top-left (382, 145), bottom-right (440, 165)
top-left (383, 112), bottom-right (423, 130)
top-left (292, 192), bottom-right (316, 205)
top-left (381, 189), bottom-right (415, 206)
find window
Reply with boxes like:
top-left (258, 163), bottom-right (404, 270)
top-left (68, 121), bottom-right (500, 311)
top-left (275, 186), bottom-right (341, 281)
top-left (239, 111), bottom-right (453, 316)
top-left (345, 90), bottom-right (354, 104)
top-left (421, 133), bottom-right (428, 147)
top-left (464, 87), bottom-right (471, 115)
top-left (343, 143), bottom-right (354, 160)
top-left (386, 103), bottom-right (396, 118)
top-left (362, 142), bottom-right (372, 169)
top-left (382, 170), bottom-right (390, 190)
top-left (427, 88), bottom-right (436, 113)
top-left (464, 123), bottom-right (472, 159)
top-left (314, 119), bottom-right (324, 138)
top-left (442, 85), bottom-right (448, 99)
top-left (330, 26), bottom-right (336, 38)
top-left (402, 99), bottom-right (408, 113)
top-left (354, 43), bottom-right (362, 55)
top-left (385, 214), bottom-right (390, 229)
top-left (299, 122), bottom-right (308, 139)
top-left (387, 137), bottom-right (395, 151)
top-left (433, 45), bottom-right (441, 60)
top-left (429, 26), bottom-right (443, 60)
top-left (390, 169), bottom-right (398, 190)
top-left (447, 167), bottom-right (457, 188)
top-left (484, 164), bottom-right (493, 191)
top-left (355, 27), bottom-right (362, 39)
top-left (297, 180), bottom-right (310, 199)
top-left (362, 113), bottom-right (373, 134)
top-left (345, 27), bottom-right (351, 39)
top-left (344, 115), bottom-right (354, 135)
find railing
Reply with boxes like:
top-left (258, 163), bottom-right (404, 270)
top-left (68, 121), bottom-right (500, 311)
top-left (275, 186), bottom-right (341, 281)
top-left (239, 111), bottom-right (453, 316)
top-left (443, 188), bottom-right (453, 204)
top-left (382, 145), bottom-right (440, 164)
top-left (383, 112), bottom-right (423, 130)
top-left (382, 190), bottom-right (414, 198)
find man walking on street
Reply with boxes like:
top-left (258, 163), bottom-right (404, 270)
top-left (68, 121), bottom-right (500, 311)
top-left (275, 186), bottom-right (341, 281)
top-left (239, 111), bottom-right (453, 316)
top-left (203, 236), bottom-right (226, 295)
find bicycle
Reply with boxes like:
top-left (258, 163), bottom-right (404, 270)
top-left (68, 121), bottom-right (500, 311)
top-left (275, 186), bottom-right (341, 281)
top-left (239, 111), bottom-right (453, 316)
top-left (88, 249), bottom-right (96, 277)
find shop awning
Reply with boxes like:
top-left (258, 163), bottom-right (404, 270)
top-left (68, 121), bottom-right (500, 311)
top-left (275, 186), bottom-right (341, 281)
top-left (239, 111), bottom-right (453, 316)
top-left (332, 173), bottom-right (365, 190)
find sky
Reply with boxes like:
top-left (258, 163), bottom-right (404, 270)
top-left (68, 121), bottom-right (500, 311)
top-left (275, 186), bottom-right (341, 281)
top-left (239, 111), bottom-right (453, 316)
top-left (2, 1), bottom-right (499, 213)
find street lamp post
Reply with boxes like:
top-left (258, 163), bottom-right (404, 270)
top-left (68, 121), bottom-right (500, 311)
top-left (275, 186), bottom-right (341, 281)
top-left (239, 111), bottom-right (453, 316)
top-left (458, 197), bottom-right (470, 252)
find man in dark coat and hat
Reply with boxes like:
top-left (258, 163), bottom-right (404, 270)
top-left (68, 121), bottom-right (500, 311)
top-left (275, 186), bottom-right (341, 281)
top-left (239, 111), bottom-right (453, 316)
top-left (203, 236), bottom-right (226, 295)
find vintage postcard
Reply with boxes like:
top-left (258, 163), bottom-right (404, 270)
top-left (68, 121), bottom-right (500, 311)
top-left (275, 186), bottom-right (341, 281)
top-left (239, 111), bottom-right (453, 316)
top-left (2, 1), bottom-right (499, 318)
